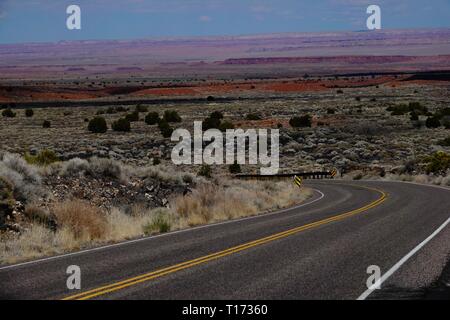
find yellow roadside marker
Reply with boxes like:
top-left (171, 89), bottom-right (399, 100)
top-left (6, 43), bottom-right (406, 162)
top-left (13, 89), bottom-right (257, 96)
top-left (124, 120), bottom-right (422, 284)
top-left (330, 168), bottom-right (338, 178)
top-left (294, 175), bottom-right (303, 188)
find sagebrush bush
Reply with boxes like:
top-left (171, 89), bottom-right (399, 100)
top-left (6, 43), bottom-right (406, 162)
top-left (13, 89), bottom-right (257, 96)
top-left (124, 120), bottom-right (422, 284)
top-left (125, 111), bottom-right (139, 122)
top-left (42, 120), bottom-right (51, 128)
top-left (425, 151), bottom-right (450, 174)
top-left (112, 118), bottom-right (131, 132)
top-left (88, 116), bottom-right (108, 133)
top-left (25, 109), bottom-right (34, 117)
top-left (163, 110), bottom-right (182, 123)
top-left (145, 112), bottom-right (160, 125)
top-left (158, 120), bottom-right (173, 138)
top-left (198, 165), bottom-right (212, 178)
top-left (135, 104), bottom-right (148, 113)
top-left (0, 153), bottom-right (43, 201)
top-left (2, 109), bottom-right (16, 118)
top-left (290, 115), bottom-right (312, 128)
top-left (246, 113), bottom-right (262, 120)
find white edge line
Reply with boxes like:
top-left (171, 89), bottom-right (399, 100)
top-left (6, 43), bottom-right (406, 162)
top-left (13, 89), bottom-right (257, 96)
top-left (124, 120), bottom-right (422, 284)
top-left (0, 188), bottom-right (325, 272)
top-left (357, 216), bottom-right (450, 300)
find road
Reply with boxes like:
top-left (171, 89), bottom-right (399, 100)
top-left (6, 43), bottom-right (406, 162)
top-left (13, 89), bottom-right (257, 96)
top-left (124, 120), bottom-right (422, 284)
top-left (0, 181), bottom-right (449, 300)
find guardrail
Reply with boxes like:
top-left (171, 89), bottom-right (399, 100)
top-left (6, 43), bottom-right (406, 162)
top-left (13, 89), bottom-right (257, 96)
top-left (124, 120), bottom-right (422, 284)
top-left (235, 170), bottom-right (337, 180)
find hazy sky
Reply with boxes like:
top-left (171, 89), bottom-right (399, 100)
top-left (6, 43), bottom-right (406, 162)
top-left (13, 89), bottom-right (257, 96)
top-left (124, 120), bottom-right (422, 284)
top-left (0, 0), bottom-right (449, 44)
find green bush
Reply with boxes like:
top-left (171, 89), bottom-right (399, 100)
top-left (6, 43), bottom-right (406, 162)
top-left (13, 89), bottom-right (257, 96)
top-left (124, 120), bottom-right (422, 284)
top-left (135, 104), bottom-right (148, 113)
top-left (163, 110), bottom-right (182, 123)
top-left (202, 116), bottom-right (221, 130)
top-left (229, 162), bottom-right (241, 174)
top-left (426, 116), bottom-right (441, 129)
top-left (246, 113), bottom-right (262, 120)
top-left (289, 115), bottom-right (312, 128)
top-left (438, 137), bottom-right (450, 147)
top-left (88, 116), bottom-right (108, 133)
top-left (2, 109), bottom-right (16, 118)
top-left (210, 111), bottom-right (224, 119)
top-left (125, 111), bottom-right (140, 122)
top-left (219, 120), bottom-right (235, 131)
top-left (388, 102), bottom-right (428, 116)
top-left (112, 118), bottom-right (131, 132)
top-left (145, 112), bottom-right (160, 125)
top-left (143, 211), bottom-right (171, 235)
top-left (327, 108), bottom-right (336, 115)
top-left (198, 164), bottom-right (212, 178)
top-left (425, 151), bottom-right (450, 174)
top-left (158, 120), bottom-right (173, 138)
top-left (25, 109), bottom-right (34, 117)
top-left (25, 149), bottom-right (59, 166)
top-left (42, 120), bottom-right (51, 128)
top-left (106, 107), bottom-right (116, 114)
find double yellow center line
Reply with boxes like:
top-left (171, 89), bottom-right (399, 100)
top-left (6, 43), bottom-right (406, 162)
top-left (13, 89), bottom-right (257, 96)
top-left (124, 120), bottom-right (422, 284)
top-left (63, 185), bottom-right (387, 300)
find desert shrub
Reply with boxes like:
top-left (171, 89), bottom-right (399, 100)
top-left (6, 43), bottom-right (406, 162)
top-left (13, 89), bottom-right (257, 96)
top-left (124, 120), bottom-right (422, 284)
top-left (25, 149), bottom-right (59, 166)
top-left (2, 109), bottom-right (16, 118)
top-left (135, 104), bottom-right (148, 113)
top-left (115, 106), bottom-right (127, 112)
top-left (106, 107), bottom-right (116, 114)
top-left (438, 137), bottom-right (450, 147)
top-left (52, 200), bottom-right (108, 240)
top-left (388, 102), bottom-right (428, 116)
top-left (425, 151), bottom-right (450, 174)
top-left (25, 109), bottom-right (34, 117)
top-left (60, 158), bottom-right (90, 176)
top-left (125, 111), bottom-right (139, 122)
top-left (337, 90), bottom-right (344, 94)
top-left (426, 116), bottom-right (441, 129)
top-left (87, 157), bottom-right (125, 180)
top-left (145, 112), bottom-right (160, 125)
top-left (210, 111), bottom-right (224, 119)
top-left (246, 113), bottom-right (262, 120)
top-left (202, 116), bottom-right (221, 130)
top-left (289, 115), bottom-right (312, 128)
top-left (163, 110), bottom-right (182, 123)
top-left (443, 119), bottom-right (450, 130)
top-left (24, 204), bottom-right (55, 229)
top-left (88, 116), bottom-right (108, 133)
top-left (143, 209), bottom-right (171, 235)
top-left (96, 110), bottom-right (106, 115)
top-left (153, 157), bottom-right (161, 165)
top-left (229, 162), bottom-right (241, 174)
top-left (158, 120), bottom-right (173, 138)
top-left (0, 177), bottom-right (14, 228)
top-left (219, 120), bottom-right (235, 131)
top-left (42, 120), bottom-right (51, 128)
top-left (0, 153), bottom-right (43, 201)
top-left (198, 165), bottom-right (212, 178)
top-left (410, 112), bottom-right (419, 121)
top-left (207, 96), bottom-right (215, 101)
top-left (112, 118), bottom-right (131, 132)
top-left (327, 108), bottom-right (336, 115)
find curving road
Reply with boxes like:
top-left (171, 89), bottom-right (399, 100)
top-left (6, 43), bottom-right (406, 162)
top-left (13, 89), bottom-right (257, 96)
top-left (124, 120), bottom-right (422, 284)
top-left (0, 181), bottom-right (449, 300)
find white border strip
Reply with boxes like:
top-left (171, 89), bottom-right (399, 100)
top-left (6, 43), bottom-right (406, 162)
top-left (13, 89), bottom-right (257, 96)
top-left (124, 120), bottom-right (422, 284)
top-left (358, 216), bottom-right (450, 300)
top-left (0, 189), bottom-right (325, 271)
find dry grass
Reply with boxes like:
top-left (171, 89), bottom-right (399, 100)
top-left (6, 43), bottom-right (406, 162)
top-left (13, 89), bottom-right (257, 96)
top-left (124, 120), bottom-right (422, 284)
top-left (52, 200), bottom-right (108, 241)
top-left (174, 179), bottom-right (312, 227)
top-left (0, 179), bottom-right (311, 265)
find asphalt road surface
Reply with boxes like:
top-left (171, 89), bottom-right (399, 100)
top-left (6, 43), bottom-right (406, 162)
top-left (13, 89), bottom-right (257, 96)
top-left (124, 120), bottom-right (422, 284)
top-left (0, 180), bottom-right (449, 300)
